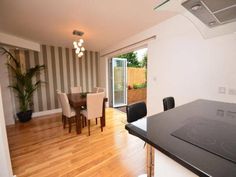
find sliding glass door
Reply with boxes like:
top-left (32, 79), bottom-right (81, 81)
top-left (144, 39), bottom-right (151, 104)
top-left (112, 58), bottom-right (127, 107)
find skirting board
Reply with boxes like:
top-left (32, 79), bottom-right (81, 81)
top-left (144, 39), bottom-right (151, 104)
top-left (32, 108), bottom-right (62, 118)
top-left (32, 104), bottom-right (109, 118)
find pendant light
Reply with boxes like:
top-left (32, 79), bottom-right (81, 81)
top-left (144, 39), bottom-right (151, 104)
top-left (73, 30), bottom-right (85, 58)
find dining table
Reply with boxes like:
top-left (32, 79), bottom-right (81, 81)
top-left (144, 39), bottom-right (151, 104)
top-left (67, 93), bottom-right (108, 134)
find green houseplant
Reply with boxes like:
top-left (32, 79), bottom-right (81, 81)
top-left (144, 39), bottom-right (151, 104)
top-left (0, 47), bottom-right (45, 122)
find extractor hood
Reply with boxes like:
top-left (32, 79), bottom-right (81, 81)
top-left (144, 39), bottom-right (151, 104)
top-left (182, 0), bottom-right (236, 28)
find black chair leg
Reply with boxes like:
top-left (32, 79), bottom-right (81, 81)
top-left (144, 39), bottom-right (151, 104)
top-left (63, 116), bottom-right (67, 129)
top-left (100, 117), bottom-right (103, 132)
top-left (68, 119), bottom-right (72, 133)
top-left (88, 120), bottom-right (91, 136)
top-left (81, 115), bottom-right (84, 128)
top-left (75, 116), bottom-right (78, 133)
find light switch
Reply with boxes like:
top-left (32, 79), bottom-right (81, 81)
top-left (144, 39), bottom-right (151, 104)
top-left (218, 87), bottom-right (226, 94)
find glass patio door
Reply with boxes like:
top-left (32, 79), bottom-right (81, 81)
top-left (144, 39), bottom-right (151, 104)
top-left (112, 58), bottom-right (127, 107)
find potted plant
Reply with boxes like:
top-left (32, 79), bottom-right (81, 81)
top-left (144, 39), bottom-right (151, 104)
top-left (0, 47), bottom-right (45, 122)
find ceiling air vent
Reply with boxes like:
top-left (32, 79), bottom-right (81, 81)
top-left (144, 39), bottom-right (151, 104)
top-left (182, 0), bottom-right (236, 28)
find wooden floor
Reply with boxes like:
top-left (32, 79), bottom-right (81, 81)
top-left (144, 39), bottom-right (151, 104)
top-left (6, 108), bottom-right (146, 177)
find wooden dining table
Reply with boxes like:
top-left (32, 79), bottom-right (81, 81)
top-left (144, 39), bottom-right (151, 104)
top-left (67, 93), bottom-right (108, 134)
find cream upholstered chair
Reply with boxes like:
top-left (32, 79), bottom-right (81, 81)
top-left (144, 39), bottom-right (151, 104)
top-left (80, 92), bottom-right (105, 136)
top-left (92, 87), bottom-right (105, 93)
top-left (92, 87), bottom-right (99, 93)
top-left (56, 90), bottom-right (64, 122)
top-left (97, 87), bottom-right (105, 93)
top-left (92, 87), bottom-right (105, 124)
top-left (56, 90), bottom-right (62, 107)
top-left (70, 86), bottom-right (82, 94)
top-left (59, 93), bottom-right (76, 133)
top-left (56, 90), bottom-right (61, 106)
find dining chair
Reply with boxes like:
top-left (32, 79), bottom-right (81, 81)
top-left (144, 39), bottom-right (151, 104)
top-left (92, 87), bottom-right (105, 93)
top-left (70, 86), bottom-right (82, 94)
top-left (163, 96), bottom-right (175, 111)
top-left (92, 87), bottom-right (99, 93)
top-left (126, 101), bottom-right (147, 123)
top-left (56, 90), bottom-right (61, 103)
top-left (97, 87), bottom-right (105, 93)
top-left (91, 87), bottom-right (105, 124)
top-left (59, 93), bottom-right (76, 133)
top-left (80, 92), bottom-right (105, 136)
top-left (56, 90), bottom-right (64, 122)
top-left (97, 88), bottom-right (105, 123)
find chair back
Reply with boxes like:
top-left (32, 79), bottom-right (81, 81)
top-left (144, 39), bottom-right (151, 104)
top-left (92, 87), bottom-right (105, 93)
top-left (86, 92), bottom-right (105, 120)
top-left (126, 102), bottom-right (147, 123)
top-left (59, 93), bottom-right (72, 117)
top-left (97, 87), bottom-right (105, 93)
top-left (163, 97), bottom-right (175, 111)
top-left (70, 86), bottom-right (82, 94)
top-left (92, 87), bottom-right (99, 93)
top-left (56, 90), bottom-right (62, 106)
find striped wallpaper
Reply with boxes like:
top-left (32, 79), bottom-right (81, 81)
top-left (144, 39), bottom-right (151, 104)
top-left (14, 45), bottom-right (99, 112)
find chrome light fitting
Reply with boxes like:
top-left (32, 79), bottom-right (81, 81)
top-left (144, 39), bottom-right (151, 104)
top-left (73, 30), bottom-right (85, 58)
top-left (191, 4), bottom-right (202, 11)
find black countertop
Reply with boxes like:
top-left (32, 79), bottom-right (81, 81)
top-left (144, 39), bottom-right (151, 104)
top-left (125, 99), bottom-right (236, 177)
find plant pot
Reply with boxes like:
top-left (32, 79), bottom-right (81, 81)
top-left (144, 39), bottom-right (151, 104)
top-left (17, 110), bottom-right (33, 122)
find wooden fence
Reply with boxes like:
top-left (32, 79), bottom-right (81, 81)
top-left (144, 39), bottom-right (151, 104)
top-left (127, 67), bottom-right (146, 86)
top-left (114, 67), bottom-right (146, 87)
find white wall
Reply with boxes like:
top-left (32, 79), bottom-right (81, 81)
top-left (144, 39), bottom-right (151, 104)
top-left (0, 54), bottom-right (15, 125)
top-left (100, 15), bottom-right (236, 116)
top-left (0, 86), bottom-right (13, 177)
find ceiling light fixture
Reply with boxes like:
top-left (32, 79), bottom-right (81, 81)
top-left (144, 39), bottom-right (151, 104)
top-left (73, 30), bottom-right (85, 58)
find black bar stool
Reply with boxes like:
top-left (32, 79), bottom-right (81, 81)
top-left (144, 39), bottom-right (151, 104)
top-left (163, 97), bottom-right (175, 111)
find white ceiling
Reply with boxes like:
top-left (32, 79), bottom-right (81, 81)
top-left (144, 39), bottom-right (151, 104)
top-left (0, 0), bottom-right (175, 51)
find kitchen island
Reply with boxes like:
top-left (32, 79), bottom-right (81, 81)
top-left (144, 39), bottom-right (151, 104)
top-left (125, 99), bottom-right (236, 177)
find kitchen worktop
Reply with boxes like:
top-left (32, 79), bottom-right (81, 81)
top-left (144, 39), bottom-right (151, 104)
top-left (125, 99), bottom-right (236, 177)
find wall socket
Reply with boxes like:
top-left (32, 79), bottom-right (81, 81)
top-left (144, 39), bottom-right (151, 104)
top-left (218, 87), bottom-right (226, 94)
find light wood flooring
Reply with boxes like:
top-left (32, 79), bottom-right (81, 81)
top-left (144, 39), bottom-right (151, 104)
top-left (6, 108), bottom-right (146, 177)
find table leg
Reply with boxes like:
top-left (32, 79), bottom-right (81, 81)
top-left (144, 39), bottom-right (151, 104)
top-left (75, 108), bottom-right (82, 134)
top-left (147, 144), bottom-right (154, 177)
top-left (101, 99), bottom-right (106, 127)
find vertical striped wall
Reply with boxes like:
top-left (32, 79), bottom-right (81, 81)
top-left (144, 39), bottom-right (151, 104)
top-left (14, 45), bottom-right (99, 112)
